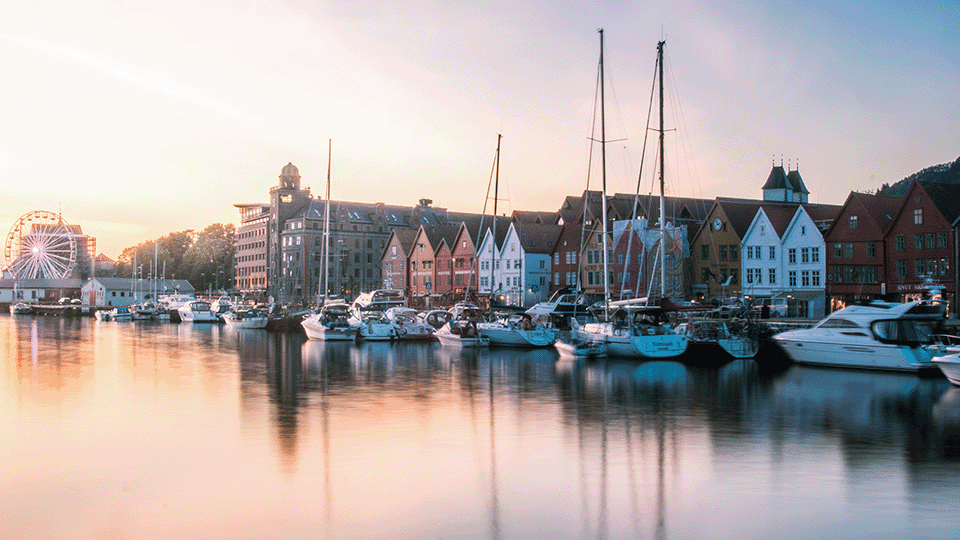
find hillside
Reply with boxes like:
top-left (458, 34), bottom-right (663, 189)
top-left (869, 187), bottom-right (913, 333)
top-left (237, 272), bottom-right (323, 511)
top-left (875, 156), bottom-right (960, 196)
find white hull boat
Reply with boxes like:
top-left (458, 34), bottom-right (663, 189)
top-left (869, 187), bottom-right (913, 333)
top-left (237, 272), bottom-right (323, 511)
top-left (934, 354), bottom-right (960, 385)
top-left (223, 310), bottom-right (268, 329)
top-left (9, 302), bottom-right (32, 315)
top-left (178, 301), bottom-right (219, 323)
top-left (478, 314), bottom-right (555, 348)
top-left (385, 307), bottom-right (435, 341)
top-left (302, 303), bottom-right (356, 341)
top-left (772, 300), bottom-right (945, 373)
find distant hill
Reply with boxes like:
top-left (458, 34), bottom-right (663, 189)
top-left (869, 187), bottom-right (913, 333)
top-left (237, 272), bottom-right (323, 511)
top-left (875, 156), bottom-right (960, 197)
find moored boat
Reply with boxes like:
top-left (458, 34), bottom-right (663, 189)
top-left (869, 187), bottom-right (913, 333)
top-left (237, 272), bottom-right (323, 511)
top-left (9, 302), bottom-right (32, 315)
top-left (223, 308), bottom-right (268, 329)
top-left (178, 300), bottom-right (219, 323)
top-left (772, 299), bottom-right (946, 373)
top-left (301, 302), bottom-right (356, 341)
top-left (385, 306), bottom-right (435, 341)
top-left (479, 312), bottom-right (556, 348)
top-left (435, 302), bottom-right (490, 348)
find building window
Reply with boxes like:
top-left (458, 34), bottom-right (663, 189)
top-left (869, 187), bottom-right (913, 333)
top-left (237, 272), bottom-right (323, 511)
top-left (833, 265), bottom-right (843, 283)
top-left (811, 246), bottom-right (820, 263)
top-left (915, 233), bottom-right (923, 250)
top-left (769, 246), bottom-right (776, 260)
top-left (801, 247), bottom-right (809, 264)
top-left (701, 268), bottom-right (710, 284)
top-left (927, 233), bottom-right (936, 249)
top-left (914, 208), bottom-right (923, 225)
top-left (833, 243), bottom-right (842, 258)
top-left (719, 246), bottom-right (727, 261)
top-left (845, 265), bottom-right (856, 283)
top-left (729, 246), bottom-right (738, 261)
top-left (896, 235), bottom-right (905, 252)
top-left (849, 215), bottom-right (858, 229)
top-left (701, 244), bottom-right (709, 259)
top-left (939, 257), bottom-right (951, 277)
top-left (858, 265), bottom-right (877, 284)
top-left (915, 258), bottom-right (926, 278)
top-left (788, 271), bottom-right (797, 287)
top-left (939, 232), bottom-right (948, 249)
top-left (812, 270), bottom-right (821, 287)
top-left (867, 242), bottom-right (877, 259)
top-left (768, 268), bottom-right (776, 284)
top-left (897, 259), bottom-right (907, 279)
top-left (788, 248), bottom-right (796, 264)
top-left (801, 270), bottom-right (810, 287)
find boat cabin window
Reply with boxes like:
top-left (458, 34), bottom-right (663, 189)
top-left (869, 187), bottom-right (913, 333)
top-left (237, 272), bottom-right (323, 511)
top-left (816, 318), bottom-right (861, 329)
top-left (871, 318), bottom-right (941, 345)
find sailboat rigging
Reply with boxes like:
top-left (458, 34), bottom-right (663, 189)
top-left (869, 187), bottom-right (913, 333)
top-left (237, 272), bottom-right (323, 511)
top-left (572, 32), bottom-right (687, 360)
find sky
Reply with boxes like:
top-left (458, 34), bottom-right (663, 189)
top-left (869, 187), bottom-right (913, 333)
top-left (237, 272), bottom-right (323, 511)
top-left (1, 0), bottom-right (958, 258)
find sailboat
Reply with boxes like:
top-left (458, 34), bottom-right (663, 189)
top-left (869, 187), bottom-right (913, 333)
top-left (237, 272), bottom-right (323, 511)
top-left (301, 140), bottom-right (358, 341)
top-left (573, 33), bottom-right (687, 360)
top-left (474, 134), bottom-right (556, 348)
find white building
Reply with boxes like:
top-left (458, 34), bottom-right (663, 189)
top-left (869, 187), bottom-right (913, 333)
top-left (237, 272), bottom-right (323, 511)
top-left (81, 277), bottom-right (195, 307)
top-left (741, 205), bottom-right (826, 318)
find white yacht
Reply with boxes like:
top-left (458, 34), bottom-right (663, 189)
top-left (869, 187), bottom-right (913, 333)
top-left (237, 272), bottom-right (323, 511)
top-left (384, 306), bottom-right (435, 341)
top-left (772, 300), bottom-right (946, 373)
top-left (301, 303), bottom-right (356, 341)
top-left (178, 300), bottom-right (219, 323)
top-left (223, 308), bottom-right (268, 329)
top-left (9, 302), bottom-right (32, 315)
top-left (435, 302), bottom-right (490, 348)
top-left (349, 289), bottom-right (406, 341)
top-left (478, 312), bottom-right (556, 348)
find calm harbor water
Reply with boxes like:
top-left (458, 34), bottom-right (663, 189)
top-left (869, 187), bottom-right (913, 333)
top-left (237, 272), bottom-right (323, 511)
top-left (2, 315), bottom-right (959, 540)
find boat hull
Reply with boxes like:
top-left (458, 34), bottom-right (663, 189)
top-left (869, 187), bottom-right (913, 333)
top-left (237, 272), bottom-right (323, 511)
top-left (773, 333), bottom-right (938, 373)
top-left (933, 354), bottom-right (960, 385)
top-left (577, 324), bottom-right (687, 359)
top-left (224, 315), bottom-right (268, 329)
top-left (302, 317), bottom-right (356, 341)
top-left (435, 331), bottom-right (490, 348)
top-left (479, 325), bottom-right (556, 348)
top-left (178, 309), bottom-right (219, 323)
top-left (355, 322), bottom-right (397, 341)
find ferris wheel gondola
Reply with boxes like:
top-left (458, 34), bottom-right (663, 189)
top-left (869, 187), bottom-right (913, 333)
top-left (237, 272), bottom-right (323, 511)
top-left (4, 210), bottom-right (78, 280)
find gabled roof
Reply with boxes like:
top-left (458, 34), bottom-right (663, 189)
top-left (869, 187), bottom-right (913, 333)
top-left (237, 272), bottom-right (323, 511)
top-left (422, 225), bottom-right (461, 252)
top-left (758, 205), bottom-right (799, 237)
top-left (918, 181), bottom-right (960, 225)
top-left (512, 210), bottom-right (559, 225)
top-left (515, 223), bottom-right (564, 255)
top-left (762, 166), bottom-right (790, 190)
top-left (384, 228), bottom-right (419, 258)
top-left (823, 191), bottom-right (903, 239)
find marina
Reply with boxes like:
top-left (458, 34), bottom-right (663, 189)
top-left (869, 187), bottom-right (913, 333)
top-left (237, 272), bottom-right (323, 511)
top-left (2, 313), bottom-right (959, 539)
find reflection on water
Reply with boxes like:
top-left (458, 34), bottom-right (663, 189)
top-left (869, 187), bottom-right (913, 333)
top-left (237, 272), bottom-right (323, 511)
top-left (2, 315), bottom-right (959, 539)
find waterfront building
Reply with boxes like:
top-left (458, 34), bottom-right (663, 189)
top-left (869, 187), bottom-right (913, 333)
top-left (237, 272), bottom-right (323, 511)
top-left (741, 205), bottom-right (834, 318)
top-left (0, 278), bottom-right (83, 304)
top-left (381, 229), bottom-right (417, 291)
top-left (882, 180), bottom-right (960, 308)
top-left (81, 277), bottom-right (195, 307)
top-left (823, 191), bottom-right (903, 310)
top-left (233, 163), bottom-right (479, 304)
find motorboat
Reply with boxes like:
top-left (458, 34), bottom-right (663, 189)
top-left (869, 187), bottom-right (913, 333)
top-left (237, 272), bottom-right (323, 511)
top-left (301, 302), bottom-right (357, 341)
top-left (9, 302), bottom-right (32, 315)
top-left (223, 308), bottom-right (268, 329)
top-left (772, 299), bottom-right (946, 373)
top-left (210, 295), bottom-right (234, 321)
top-left (674, 319), bottom-right (761, 360)
top-left (478, 312), bottom-right (556, 348)
top-left (435, 302), bottom-right (490, 348)
top-left (349, 289), bottom-right (406, 341)
top-left (108, 306), bottom-right (132, 321)
top-left (384, 306), bottom-right (435, 341)
top-left (526, 288), bottom-right (597, 330)
top-left (420, 309), bottom-right (453, 331)
top-left (933, 354), bottom-right (960, 385)
top-left (573, 306), bottom-right (688, 359)
top-left (177, 300), bottom-right (219, 323)
top-left (131, 302), bottom-right (157, 321)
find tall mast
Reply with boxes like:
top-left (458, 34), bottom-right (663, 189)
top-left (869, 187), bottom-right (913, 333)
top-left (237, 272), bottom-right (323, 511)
top-left (658, 40), bottom-right (667, 300)
top-left (599, 28), bottom-right (611, 320)
top-left (489, 133), bottom-right (501, 320)
top-left (321, 139), bottom-right (332, 303)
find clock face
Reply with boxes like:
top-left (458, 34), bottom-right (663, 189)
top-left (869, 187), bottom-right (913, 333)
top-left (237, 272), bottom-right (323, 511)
top-left (713, 218), bottom-right (722, 231)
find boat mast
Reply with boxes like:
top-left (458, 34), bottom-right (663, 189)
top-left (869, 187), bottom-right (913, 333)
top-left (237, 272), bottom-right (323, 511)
top-left (489, 133), bottom-right (501, 320)
top-left (321, 139), bottom-right (332, 304)
top-left (658, 40), bottom-right (667, 300)
top-left (599, 28), bottom-right (611, 320)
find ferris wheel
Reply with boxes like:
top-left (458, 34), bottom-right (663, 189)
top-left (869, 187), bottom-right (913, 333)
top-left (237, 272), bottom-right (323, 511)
top-left (4, 210), bottom-right (78, 280)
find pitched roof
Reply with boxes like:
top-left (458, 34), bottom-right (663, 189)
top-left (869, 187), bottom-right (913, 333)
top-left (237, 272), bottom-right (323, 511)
top-left (758, 205), bottom-right (798, 237)
top-left (787, 170), bottom-right (810, 194)
top-left (855, 192), bottom-right (903, 234)
top-left (512, 210), bottom-right (560, 225)
top-left (515, 223), bottom-right (564, 254)
top-left (918, 181), bottom-right (960, 225)
top-left (762, 166), bottom-right (790, 190)
top-left (388, 228), bottom-right (419, 257)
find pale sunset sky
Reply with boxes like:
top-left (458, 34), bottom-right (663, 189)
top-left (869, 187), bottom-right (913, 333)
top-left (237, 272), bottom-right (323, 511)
top-left (1, 1), bottom-right (957, 258)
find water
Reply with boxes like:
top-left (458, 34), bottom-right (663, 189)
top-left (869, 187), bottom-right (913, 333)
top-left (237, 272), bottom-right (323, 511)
top-left (2, 315), bottom-right (959, 539)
